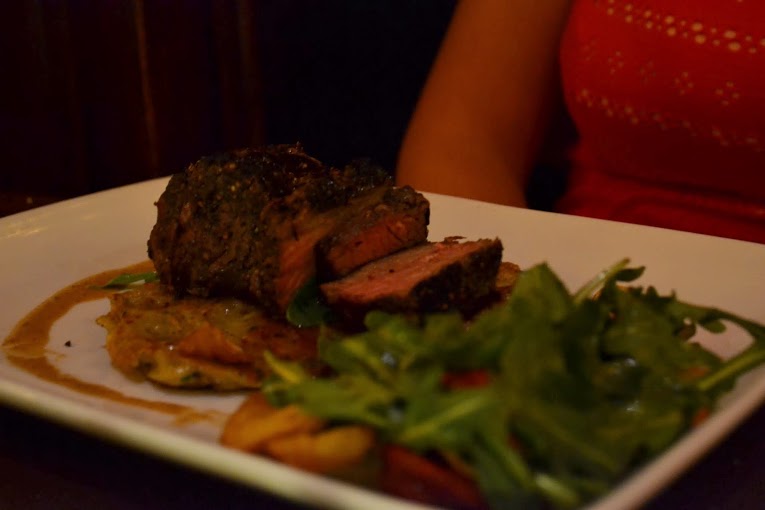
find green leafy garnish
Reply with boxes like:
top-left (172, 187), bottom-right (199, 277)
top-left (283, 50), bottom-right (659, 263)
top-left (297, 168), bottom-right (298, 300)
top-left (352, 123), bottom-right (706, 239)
top-left (263, 259), bottom-right (765, 509)
top-left (285, 278), bottom-right (333, 327)
top-left (98, 271), bottom-right (158, 289)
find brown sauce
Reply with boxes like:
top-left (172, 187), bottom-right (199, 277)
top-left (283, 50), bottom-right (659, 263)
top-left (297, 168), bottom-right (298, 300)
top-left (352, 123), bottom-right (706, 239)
top-left (2, 261), bottom-right (225, 426)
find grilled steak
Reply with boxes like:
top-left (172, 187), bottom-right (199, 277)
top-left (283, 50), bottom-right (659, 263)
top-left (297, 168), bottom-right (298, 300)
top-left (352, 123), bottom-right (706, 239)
top-left (315, 185), bottom-right (429, 280)
top-left (148, 144), bottom-right (429, 316)
top-left (320, 237), bottom-right (504, 323)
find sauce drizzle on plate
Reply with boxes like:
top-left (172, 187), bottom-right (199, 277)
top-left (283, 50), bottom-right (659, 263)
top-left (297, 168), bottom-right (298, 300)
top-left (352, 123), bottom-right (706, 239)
top-left (2, 260), bottom-right (221, 423)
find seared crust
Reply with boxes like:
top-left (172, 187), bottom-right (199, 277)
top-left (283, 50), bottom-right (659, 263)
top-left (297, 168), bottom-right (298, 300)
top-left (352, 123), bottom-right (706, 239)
top-left (148, 145), bottom-right (429, 316)
top-left (315, 185), bottom-right (430, 280)
top-left (320, 238), bottom-right (504, 324)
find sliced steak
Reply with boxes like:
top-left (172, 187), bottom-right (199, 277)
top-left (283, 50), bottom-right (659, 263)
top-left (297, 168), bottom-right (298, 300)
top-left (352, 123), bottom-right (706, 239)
top-left (148, 144), bottom-right (429, 316)
top-left (315, 185), bottom-right (430, 280)
top-left (320, 238), bottom-right (503, 323)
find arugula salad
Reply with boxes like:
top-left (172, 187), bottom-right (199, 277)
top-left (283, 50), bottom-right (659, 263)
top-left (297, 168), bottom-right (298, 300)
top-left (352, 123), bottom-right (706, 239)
top-left (263, 258), bottom-right (765, 509)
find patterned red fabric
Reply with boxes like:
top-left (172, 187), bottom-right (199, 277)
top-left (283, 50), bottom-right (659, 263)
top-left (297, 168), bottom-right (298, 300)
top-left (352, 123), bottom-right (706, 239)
top-left (558, 0), bottom-right (765, 243)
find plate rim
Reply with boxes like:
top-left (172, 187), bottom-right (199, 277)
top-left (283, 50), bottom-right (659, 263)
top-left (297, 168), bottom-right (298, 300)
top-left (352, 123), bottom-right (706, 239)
top-left (2, 178), bottom-right (765, 510)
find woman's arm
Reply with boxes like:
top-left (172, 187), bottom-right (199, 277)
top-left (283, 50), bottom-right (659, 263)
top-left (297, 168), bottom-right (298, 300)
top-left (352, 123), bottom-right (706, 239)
top-left (396, 0), bottom-right (572, 207)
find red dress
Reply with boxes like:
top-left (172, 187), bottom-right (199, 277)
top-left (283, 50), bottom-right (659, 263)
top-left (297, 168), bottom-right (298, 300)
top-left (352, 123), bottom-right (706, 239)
top-left (558, 0), bottom-right (765, 243)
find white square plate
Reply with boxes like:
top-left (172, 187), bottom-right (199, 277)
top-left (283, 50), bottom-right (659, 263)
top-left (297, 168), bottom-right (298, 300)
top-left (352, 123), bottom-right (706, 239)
top-left (1, 178), bottom-right (764, 509)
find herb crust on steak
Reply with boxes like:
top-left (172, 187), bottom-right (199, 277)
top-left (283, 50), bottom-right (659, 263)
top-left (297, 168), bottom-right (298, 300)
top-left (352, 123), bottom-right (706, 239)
top-left (148, 144), bottom-right (430, 316)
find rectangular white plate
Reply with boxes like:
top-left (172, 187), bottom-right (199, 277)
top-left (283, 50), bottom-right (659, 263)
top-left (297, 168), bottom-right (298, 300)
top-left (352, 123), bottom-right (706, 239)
top-left (1, 178), bottom-right (764, 510)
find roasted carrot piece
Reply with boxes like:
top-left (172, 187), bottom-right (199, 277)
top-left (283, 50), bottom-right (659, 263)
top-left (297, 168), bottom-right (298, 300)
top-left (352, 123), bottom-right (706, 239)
top-left (220, 393), bottom-right (324, 452)
top-left (177, 324), bottom-right (251, 363)
top-left (264, 425), bottom-right (375, 474)
top-left (380, 445), bottom-right (488, 510)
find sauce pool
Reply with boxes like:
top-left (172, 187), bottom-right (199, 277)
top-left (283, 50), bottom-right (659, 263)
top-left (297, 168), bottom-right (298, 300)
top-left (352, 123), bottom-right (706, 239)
top-left (2, 260), bottom-right (225, 425)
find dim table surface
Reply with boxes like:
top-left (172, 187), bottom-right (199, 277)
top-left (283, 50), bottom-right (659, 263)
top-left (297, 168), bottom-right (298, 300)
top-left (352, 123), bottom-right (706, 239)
top-left (1, 402), bottom-right (763, 510)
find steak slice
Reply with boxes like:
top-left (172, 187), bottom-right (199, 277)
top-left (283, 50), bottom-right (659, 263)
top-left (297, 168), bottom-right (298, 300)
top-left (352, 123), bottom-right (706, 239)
top-left (320, 238), bottom-right (503, 323)
top-left (148, 144), bottom-right (429, 316)
top-left (315, 185), bottom-right (430, 280)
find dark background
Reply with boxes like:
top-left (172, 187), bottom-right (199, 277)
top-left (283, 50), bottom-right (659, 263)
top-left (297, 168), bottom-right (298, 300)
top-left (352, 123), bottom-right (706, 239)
top-left (0, 0), bottom-right (456, 216)
top-left (1, 3), bottom-right (764, 509)
top-left (258, 0), bottom-right (456, 169)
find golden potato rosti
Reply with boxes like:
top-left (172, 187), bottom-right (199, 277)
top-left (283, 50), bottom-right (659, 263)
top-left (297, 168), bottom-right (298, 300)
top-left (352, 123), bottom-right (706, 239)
top-left (97, 283), bottom-right (320, 390)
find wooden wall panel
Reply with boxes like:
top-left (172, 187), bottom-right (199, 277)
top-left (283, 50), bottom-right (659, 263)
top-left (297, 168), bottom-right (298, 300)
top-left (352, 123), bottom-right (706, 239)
top-left (2, 1), bottom-right (88, 202)
top-left (0, 0), bottom-right (265, 216)
top-left (67, 1), bottom-right (153, 191)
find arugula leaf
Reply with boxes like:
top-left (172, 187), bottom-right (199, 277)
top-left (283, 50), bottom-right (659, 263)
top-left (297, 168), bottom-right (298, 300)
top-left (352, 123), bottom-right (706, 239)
top-left (285, 278), bottom-right (333, 327)
top-left (471, 432), bottom-right (543, 509)
top-left (263, 259), bottom-right (765, 509)
top-left (599, 285), bottom-right (723, 385)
